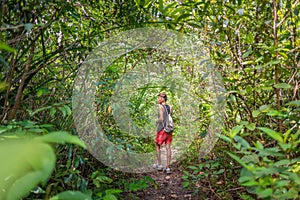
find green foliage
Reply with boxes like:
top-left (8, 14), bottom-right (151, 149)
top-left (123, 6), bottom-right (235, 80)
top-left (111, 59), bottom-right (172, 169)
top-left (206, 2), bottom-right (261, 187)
top-left (1, 0), bottom-right (299, 199)
top-left (50, 191), bottom-right (92, 200)
top-left (125, 177), bottom-right (152, 192)
top-left (118, 175), bottom-right (156, 193)
top-left (181, 156), bottom-right (238, 199)
top-left (0, 42), bottom-right (15, 53)
top-left (183, 160), bottom-right (224, 189)
top-left (96, 189), bottom-right (122, 200)
top-left (0, 123), bottom-right (85, 200)
top-left (0, 138), bottom-right (55, 200)
top-left (220, 91), bottom-right (300, 199)
top-left (223, 125), bottom-right (300, 199)
top-left (90, 170), bottom-right (121, 200)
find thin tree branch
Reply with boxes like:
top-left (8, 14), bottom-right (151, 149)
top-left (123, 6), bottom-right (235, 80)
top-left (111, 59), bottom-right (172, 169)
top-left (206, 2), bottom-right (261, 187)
top-left (277, 0), bottom-right (299, 27)
top-left (272, 0), bottom-right (282, 132)
top-left (8, 42), bottom-right (35, 120)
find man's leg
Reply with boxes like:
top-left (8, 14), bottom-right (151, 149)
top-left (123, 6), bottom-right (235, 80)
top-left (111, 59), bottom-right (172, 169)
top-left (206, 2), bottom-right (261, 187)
top-left (165, 132), bottom-right (172, 170)
top-left (156, 143), bottom-right (162, 165)
top-left (166, 143), bottom-right (171, 168)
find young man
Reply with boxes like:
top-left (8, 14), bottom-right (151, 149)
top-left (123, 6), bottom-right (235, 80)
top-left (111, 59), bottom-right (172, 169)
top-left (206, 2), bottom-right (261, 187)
top-left (154, 93), bottom-right (172, 174)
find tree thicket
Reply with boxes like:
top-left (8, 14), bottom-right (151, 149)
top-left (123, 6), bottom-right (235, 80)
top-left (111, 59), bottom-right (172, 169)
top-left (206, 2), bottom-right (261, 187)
top-left (0, 0), bottom-right (299, 199)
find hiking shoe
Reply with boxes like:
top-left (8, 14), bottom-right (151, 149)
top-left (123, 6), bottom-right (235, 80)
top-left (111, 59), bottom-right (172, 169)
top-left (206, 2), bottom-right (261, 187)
top-left (165, 167), bottom-right (171, 174)
top-left (153, 164), bottom-right (163, 171)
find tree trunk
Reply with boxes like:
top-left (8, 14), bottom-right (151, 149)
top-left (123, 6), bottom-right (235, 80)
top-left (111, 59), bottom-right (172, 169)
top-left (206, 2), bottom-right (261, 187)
top-left (8, 43), bottom-right (35, 120)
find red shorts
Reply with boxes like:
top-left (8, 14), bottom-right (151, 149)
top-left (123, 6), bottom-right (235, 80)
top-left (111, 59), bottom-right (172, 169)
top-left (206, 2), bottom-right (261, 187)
top-left (156, 129), bottom-right (172, 145)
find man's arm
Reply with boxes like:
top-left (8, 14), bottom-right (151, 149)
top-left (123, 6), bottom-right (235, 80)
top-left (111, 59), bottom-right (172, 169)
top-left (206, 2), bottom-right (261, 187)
top-left (157, 104), bottom-right (164, 123)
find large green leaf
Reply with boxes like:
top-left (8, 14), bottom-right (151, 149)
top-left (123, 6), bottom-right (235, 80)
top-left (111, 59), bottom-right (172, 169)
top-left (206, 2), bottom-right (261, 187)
top-left (50, 191), bottom-right (92, 200)
top-left (35, 131), bottom-right (86, 148)
top-left (0, 139), bottom-right (56, 200)
top-left (0, 42), bottom-right (15, 53)
top-left (230, 125), bottom-right (243, 137)
top-left (258, 127), bottom-right (283, 143)
top-left (274, 83), bottom-right (291, 89)
top-left (227, 152), bottom-right (249, 169)
top-left (286, 100), bottom-right (300, 107)
top-left (245, 123), bottom-right (256, 131)
top-left (0, 131), bottom-right (86, 200)
top-left (259, 105), bottom-right (272, 113)
top-left (255, 167), bottom-right (286, 176)
top-left (255, 148), bottom-right (284, 157)
top-left (103, 193), bottom-right (118, 200)
top-left (257, 188), bottom-right (273, 198)
top-left (234, 135), bottom-right (251, 149)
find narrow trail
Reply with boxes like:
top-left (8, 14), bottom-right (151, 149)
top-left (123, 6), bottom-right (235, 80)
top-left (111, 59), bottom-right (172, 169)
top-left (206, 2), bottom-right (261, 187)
top-left (120, 146), bottom-right (236, 200)
top-left (122, 146), bottom-right (195, 200)
top-left (126, 163), bottom-right (193, 200)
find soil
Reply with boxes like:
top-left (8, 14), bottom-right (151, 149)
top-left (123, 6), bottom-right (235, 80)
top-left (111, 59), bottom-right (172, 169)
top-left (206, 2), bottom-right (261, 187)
top-left (119, 146), bottom-right (240, 200)
top-left (120, 146), bottom-right (197, 200)
top-left (121, 162), bottom-right (195, 200)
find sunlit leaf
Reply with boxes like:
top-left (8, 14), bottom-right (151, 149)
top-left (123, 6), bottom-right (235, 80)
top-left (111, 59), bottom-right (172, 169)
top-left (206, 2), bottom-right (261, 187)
top-left (257, 188), bottom-right (273, 198)
top-left (274, 83), bottom-right (291, 89)
top-left (227, 152), bottom-right (249, 169)
top-left (103, 194), bottom-right (118, 200)
top-left (219, 134), bottom-right (233, 143)
top-left (265, 59), bottom-right (280, 66)
top-left (0, 81), bottom-right (9, 92)
top-left (0, 139), bottom-right (56, 200)
top-left (252, 110), bottom-right (260, 117)
top-left (241, 180), bottom-right (258, 186)
top-left (35, 131), bottom-right (86, 148)
top-left (259, 105), bottom-right (271, 112)
top-left (230, 125), bottom-right (243, 137)
top-left (258, 127), bottom-right (283, 143)
top-left (50, 191), bottom-right (92, 200)
top-left (0, 42), bottom-right (15, 53)
top-left (234, 135), bottom-right (250, 149)
top-left (286, 100), bottom-right (300, 107)
top-left (245, 123), bottom-right (256, 131)
top-left (274, 159), bottom-right (290, 167)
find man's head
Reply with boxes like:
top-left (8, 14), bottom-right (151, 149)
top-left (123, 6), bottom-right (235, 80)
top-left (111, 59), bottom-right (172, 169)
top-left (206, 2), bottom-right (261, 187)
top-left (157, 93), bottom-right (167, 104)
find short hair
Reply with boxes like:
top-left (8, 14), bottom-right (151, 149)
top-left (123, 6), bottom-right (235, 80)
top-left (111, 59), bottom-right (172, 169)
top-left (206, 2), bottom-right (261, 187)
top-left (158, 93), bottom-right (167, 102)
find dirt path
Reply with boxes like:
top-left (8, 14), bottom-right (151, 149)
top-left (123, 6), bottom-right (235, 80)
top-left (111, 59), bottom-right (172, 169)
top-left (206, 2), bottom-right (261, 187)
top-left (121, 163), bottom-right (194, 200)
top-left (120, 146), bottom-right (244, 200)
top-left (121, 146), bottom-right (195, 199)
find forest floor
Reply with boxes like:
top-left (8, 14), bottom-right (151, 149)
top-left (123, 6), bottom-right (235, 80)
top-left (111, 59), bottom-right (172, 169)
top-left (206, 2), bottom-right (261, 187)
top-left (119, 145), bottom-right (194, 199)
top-left (120, 146), bottom-right (203, 200)
top-left (121, 162), bottom-right (195, 200)
top-left (119, 145), bottom-right (241, 200)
